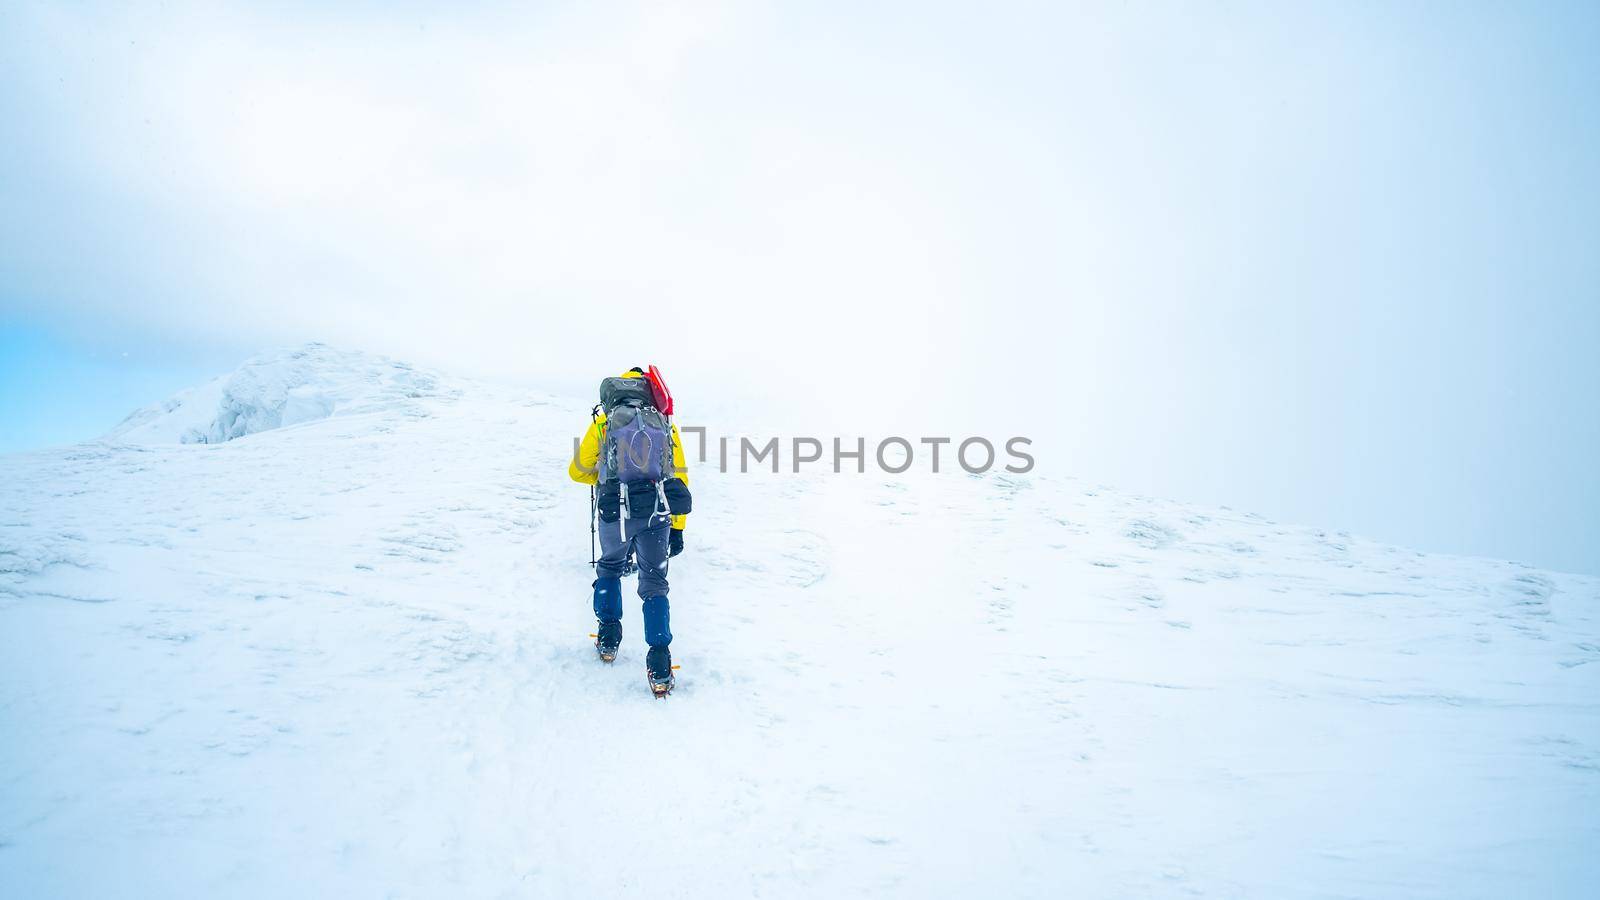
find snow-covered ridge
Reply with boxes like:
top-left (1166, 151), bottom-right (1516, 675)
top-left (3, 346), bottom-right (1597, 898)
top-left (103, 343), bottom-right (456, 445)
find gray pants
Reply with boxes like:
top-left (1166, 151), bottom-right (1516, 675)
top-left (597, 512), bottom-right (672, 599)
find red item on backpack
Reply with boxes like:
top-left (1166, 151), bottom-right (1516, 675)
top-left (645, 365), bottom-right (674, 416)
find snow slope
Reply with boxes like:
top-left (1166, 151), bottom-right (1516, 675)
top-left (2, 347), bottom-right (1597, 898)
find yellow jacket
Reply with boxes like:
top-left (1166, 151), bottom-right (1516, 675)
top-left (568, 372), bottom-right (690, 531)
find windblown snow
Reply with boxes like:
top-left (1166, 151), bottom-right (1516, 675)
top-left (2, 346), bottom-right (1596, 899)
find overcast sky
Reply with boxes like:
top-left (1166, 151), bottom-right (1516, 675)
top-left (2, 0), bottom-right (1596, 574)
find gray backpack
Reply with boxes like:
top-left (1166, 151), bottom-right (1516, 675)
top-left (598, 376), bottom-right (673, 493)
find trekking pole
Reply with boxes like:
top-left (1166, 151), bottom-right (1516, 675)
top-left (588, 403), bottom-right (601, 569)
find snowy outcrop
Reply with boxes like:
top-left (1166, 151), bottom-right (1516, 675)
top-left (103, 343), bottom-right (455, 444)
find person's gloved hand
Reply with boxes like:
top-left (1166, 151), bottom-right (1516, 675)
top-left (669, 528), bottom-right (685, 557)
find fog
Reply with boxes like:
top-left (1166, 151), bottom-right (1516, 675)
top-left (2, 1), bottom-right (1596, 573)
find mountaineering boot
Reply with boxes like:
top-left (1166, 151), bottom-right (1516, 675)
top-left (594, 620), bottom-right (622, 663)
top-left (646, 645), bottom-right (674, 697)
